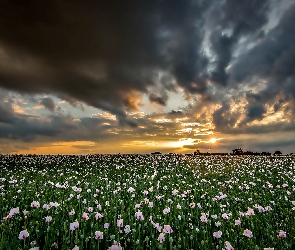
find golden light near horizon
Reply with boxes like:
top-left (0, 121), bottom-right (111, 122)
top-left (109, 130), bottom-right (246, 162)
top-left (209, 138), bottom-right (217, 144)
top-left (15, 141), bottom-right (97, 155)
top-left (161, 138), bottom-right (195, 149)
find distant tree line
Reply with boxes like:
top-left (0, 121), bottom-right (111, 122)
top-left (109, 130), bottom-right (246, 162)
top-left (190, 148), bottom-right (288, 156)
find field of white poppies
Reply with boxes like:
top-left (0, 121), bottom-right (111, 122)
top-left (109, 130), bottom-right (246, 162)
top-left (0, 154), bottom-right (295, 250)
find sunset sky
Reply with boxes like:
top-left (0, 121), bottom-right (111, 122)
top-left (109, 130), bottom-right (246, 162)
top-left (1, 0), bottom-right (295, 154)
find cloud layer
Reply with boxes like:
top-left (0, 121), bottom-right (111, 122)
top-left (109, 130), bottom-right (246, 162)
top-left (0, 0), bottom-right (295, 153)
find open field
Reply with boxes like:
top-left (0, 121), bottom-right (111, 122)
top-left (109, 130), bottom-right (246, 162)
top-left (1, 154), bottom-right (295, 250)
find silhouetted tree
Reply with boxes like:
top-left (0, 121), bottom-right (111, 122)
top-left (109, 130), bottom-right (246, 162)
top-left (194, 150), bottom-right (201, 155)
top-left (232, 148), bottom-right (243, 155)
top-left (273, 151), bottom-right (282, 156)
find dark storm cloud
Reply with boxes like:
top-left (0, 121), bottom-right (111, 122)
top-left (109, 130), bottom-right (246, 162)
top-left (0, 92), bottom-right (117, 142)
top-left (209, 32), bottom-right (235, 86)
top-left (40, 97), bottom-right (56, 112)
top-left (0, 0), bottom-right (214, 125)
top-left (0, 100), bottom-right (187, 147)
top-left (1, 0), bottom-right (295, 148)
top-left (209, 2), bottom-right (295, 133)
top-left (149, 92), bottom-right (168, 106)
top-left (213, 114), bottom-right (295, 135)
top-left (273, 99), bottom-right (284, 112)
top-left (0, 101), bottom-right (15, 124)
top-left (246, 105), bottom-right (266, 121)
top-left (0, 107), bottom-right (114, 143)
top-left (232, 3), bottom-right (295, 85)
top-left (230, 3), bottom-right (295, 117)
top-left (0, 0), bottom-right (271, 124)
top-left (0, 110), bottom-right (75, 142)
top-left (212, 102), bottom-right (238, 132)
top-left (208, 0), bottom-right (269, 86)
top-left (167, 110), bottom-right (185, 118)
top-left (211, 0), bottom-right (269, 34)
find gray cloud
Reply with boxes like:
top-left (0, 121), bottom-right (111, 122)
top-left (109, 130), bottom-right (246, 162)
top-left (40, 97), bottom-right (56, 112)
top-left (149, 92), bottom-right (168, 106)
top-left (0, 0), bottom-right (214, 125)
top-left (167, 110), bottom-right (185, 118)
top-left (0, 101), bottom-right (15, 124)
top-left (0, 0), bottom-right (295, 153)
top-left (232, 3), bottom-right (295, 84)
top-left (230, 3), bottom-right (295, 116)
top-left (208, 0), bottom-right (269, 86)
top-left (0, 0), bottom-right (272, 125)
top-left (246, 104), bottom-right (266, 121)
top-left (206, 3), bottom-right (295, 134)
top-left (212, 102), bottom-right (238, 132)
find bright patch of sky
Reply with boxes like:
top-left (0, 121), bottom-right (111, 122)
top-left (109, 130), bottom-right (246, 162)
top-left (140, 88), bottom-right (190, 115)
top-left (265, 0), bottom-right (295, 32)
top-left (6, 91), bottom-right (104, 118)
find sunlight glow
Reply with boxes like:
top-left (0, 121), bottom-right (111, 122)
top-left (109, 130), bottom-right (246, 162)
top-left (209, 138), bottom-right (217, 144)
top-left (162, 138), bottom-right (195, 148)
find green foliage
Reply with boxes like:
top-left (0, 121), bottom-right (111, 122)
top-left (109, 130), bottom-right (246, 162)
top-left (0, 155), bottom-right (294, 249)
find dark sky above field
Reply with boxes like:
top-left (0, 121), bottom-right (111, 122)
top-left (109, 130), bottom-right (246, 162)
top-left (0, 0), bottom-right (295, 154)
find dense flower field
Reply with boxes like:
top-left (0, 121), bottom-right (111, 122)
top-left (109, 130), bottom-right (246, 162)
top-left (0, 154), bottom-right (295, 250)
